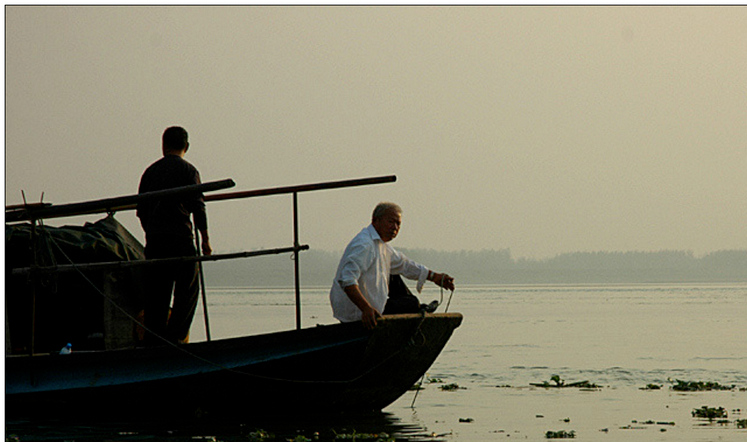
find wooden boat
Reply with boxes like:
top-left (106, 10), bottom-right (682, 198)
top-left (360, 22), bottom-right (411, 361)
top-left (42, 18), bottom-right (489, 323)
top-left (6, 313), bottom-right (463, 418)
top-left (5, 175), bottom-right (463, 418)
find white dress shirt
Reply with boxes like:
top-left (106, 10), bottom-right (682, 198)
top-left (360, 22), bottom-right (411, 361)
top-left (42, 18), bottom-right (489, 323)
top-left (330, 224), bottom-right (430, 322)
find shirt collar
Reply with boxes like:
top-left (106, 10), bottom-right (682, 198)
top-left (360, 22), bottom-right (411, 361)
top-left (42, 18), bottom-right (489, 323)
top-left (366, 224), bottom-right (383, 242)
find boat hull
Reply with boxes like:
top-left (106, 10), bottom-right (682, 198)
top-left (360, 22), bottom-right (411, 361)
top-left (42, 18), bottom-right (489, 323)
top-left (6, 313), bottom-right (462, 418)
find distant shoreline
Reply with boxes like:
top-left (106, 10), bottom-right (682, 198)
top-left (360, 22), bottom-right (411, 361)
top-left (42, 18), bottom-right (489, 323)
top-left (203, 248), bottom-right (747, 288)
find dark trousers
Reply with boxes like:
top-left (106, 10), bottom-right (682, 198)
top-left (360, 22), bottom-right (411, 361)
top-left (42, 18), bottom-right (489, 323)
top-left (383, 274), bottom-right (422, 315)
top-left (143, 238), bottom-right (199, 345)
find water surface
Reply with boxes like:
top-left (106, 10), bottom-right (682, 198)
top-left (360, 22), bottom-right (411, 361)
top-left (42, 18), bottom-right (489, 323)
top-left (6, 284), bottom-right (746, 441)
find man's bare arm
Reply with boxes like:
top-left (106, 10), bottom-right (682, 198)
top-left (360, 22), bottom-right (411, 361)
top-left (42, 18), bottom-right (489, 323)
top-left (343, 284), bottom-right (381, 330)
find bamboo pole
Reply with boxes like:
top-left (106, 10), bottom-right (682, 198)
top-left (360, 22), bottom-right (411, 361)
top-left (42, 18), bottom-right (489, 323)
top-left (206, 175), bottom-right (396, 203)
top-left (5, 179), bottom-right (236, 223)
top-left (10, 246), bottom-right (309, 276)
top-left (293, 192), bottom-right (302, 330)
top-left (5, 176), bottom-right (396, 223)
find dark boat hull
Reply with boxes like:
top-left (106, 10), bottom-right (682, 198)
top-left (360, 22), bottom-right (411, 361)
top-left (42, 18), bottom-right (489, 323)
top-left (6, 313), bottom-right (462, 418)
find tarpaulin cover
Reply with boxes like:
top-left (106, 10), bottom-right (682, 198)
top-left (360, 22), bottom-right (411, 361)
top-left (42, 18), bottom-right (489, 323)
top-left (6, 215), bottom-right (145, 353)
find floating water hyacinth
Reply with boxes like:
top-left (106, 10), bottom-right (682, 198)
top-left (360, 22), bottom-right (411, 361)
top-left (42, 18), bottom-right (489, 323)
top-left (439, 383), bottom-right (463, 391)
top-left (545, 429), bottom-right (575, 438)
top-left (671, 379), bottom-right (734, 391)
top-left (531, 375), bottom-right (599, 389)
top-left (692, 406), bottom-right (728, 420)
top-left (332, 430), bottom-right (393, 441)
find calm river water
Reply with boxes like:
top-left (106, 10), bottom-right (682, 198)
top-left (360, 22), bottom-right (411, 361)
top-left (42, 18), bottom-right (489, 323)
top-left (6, 284), bottom-right (747, 441)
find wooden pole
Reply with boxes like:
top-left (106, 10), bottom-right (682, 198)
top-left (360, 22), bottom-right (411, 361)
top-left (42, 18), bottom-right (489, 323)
top-left (194, 227), bottom-right (211, 342)
top-left (5, 176), bottom-right (396, 222)
top-left (11, 246), bottom-right (309, 276)
top-left (293, 192), bottom-right (301, 330)
top-left (206, 175), bottom-right (396, 203)
top-left (5, 179), bottom-right (236, 223)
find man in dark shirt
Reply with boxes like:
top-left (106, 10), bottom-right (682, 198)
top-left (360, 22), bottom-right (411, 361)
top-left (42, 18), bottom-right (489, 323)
top-left (137, 126), bottom-right (212, 345)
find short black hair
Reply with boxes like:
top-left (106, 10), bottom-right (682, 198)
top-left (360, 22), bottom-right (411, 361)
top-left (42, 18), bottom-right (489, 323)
top-left (162, 126), bottom-right (189, 152)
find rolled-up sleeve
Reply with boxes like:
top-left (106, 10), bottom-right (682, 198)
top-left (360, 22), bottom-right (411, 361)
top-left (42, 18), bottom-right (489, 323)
top-left (337, 241), bottom-right (375, 289)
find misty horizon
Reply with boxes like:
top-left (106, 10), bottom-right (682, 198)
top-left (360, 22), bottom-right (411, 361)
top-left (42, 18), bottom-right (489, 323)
top-left (213, 244), bottom-right (747, 261)
top-left (202, 247), bottom-right (747, 288)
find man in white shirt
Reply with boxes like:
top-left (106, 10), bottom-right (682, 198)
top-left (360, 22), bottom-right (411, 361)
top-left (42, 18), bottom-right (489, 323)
top-left (330, 202), bottom-right (455, 329)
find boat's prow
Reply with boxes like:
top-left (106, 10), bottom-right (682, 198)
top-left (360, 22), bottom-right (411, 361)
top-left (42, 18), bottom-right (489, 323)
top-left (337, 313), bottom-right (464, 412)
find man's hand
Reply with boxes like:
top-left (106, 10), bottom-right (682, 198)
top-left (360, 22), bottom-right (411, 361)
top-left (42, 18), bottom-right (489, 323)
top-left (360, 304), bottom-right (383, 330)
top-left (200, 230), bottom-right (212, 256)
top-left (343, 284), bottom-right (381, 330)
top-left (429, 272), bottom-right (455, 291)
top-left (202, 239), bottom-right (212, 256)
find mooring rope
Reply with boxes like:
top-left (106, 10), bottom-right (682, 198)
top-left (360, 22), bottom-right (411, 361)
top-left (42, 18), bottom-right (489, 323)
top-left (444, 279), bottom-right (455, 313)
top-left (411, 276), bottom-right (455, 408)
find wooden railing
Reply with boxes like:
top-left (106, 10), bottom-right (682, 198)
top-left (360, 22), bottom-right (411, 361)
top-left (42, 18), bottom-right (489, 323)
top-left (7, 175), bottom-right (397, 346)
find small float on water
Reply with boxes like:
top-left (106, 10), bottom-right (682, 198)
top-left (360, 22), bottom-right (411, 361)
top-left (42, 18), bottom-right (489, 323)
top-left (5, 175), bottom-right (462, 418)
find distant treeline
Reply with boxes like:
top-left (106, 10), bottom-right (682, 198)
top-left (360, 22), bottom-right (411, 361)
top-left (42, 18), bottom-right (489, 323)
top-left (202, 248), bottom-right (747, 287)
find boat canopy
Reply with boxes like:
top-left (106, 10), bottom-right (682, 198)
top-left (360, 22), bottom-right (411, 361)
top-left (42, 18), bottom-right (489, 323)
top-left (6, 215), bottom-right (146, 354)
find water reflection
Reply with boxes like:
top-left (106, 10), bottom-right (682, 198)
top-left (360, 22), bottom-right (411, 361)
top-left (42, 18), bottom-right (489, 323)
top-left (5, 411), bottom-right (442, 442)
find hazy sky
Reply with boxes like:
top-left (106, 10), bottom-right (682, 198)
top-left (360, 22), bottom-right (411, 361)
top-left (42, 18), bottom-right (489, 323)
top-left (5, 6), bottom-right (746, 259)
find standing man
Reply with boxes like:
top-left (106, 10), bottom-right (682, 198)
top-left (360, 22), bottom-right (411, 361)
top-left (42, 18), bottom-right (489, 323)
top-left (330, 202), bottom-right (455, 330)
top-left (137, 126), bottom-right (211, 345)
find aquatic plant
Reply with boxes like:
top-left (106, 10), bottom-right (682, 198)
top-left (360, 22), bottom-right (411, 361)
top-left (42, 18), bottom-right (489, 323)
top-left (440, 383), bottom-right (463, 391)
top-left (640, 384), bottom-right (662, 390)
top-left (530, 375), bottom-right (599, 389)
top-left (332, 430), bottom-right (393, 441)
top-left (619, 425), bottom-right (646, 430)
top-left (692, 406), bottom-right (728, 420)
top-left (671, 379), bottom-right (734, 391)
top-left (545, 429), bottom-right (575, 438)
top-left (736, 419), bottom-right (747, 429)
top-left (632, 420), bottom-right (675, 426)
top-left (247, 429), bottom-right (274, 441)
top-left (411, 376), bottom-right (445, 390)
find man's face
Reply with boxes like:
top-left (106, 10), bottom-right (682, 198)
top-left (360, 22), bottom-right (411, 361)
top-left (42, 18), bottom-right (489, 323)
top-left (372, 209), bottom-right (401, 242)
